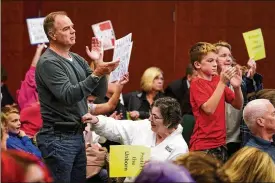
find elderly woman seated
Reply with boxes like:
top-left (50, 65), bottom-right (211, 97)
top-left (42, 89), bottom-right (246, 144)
top-left (82, 97), bottom-right (189, 161)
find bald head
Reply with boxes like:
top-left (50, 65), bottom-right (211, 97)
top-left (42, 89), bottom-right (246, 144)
top-left (243, 99), bottom-right (271, 131)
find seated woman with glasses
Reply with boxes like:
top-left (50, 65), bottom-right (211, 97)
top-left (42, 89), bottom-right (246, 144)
top-left (82, 97), bottom-right (189, 161)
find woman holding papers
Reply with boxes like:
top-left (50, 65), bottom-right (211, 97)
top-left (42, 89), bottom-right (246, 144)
top-left (82, 97), bottom-right (188, 161)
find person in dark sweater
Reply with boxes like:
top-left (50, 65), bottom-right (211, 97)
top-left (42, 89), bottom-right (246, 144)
top-left (35, 11), bottom-right (118, 183)
top-left (165, 64), bottom-right (198, 116)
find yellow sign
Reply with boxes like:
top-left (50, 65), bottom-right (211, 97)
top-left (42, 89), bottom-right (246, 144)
top-left (109, 145), bottom-right (151, 177)
top-left (243, 28), bottom-right (266, 61)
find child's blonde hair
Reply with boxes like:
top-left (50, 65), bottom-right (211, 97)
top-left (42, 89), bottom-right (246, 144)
top-left (1, 104), bottom-right (19, 126)
top-left (189, 42), bottom-right (217, 69)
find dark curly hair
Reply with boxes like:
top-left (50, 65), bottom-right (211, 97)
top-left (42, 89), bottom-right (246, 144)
top-left (151, 97), bottom-right (182, 129)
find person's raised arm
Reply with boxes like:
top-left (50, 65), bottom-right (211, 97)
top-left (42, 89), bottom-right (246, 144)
top-left (31, 43), bottom-right (46, 67)
top-left (17, 44), bottom-right (46, 109)
top-left (82, 113), bottom-right (138, 145)
top-left (92, 73), bottom-right (129, 115)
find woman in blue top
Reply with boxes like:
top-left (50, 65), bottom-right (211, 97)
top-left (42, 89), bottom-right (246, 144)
top-left (1, 105), bottom-right (41, 159)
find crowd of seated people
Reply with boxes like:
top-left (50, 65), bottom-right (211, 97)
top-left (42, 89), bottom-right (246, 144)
top-left (1, 10), bottom-right (274, 183)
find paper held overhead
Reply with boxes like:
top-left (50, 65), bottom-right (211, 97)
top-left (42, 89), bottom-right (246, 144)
top-left (109, 33), bottom-right (133, 83)
top-left (243, 28), bottom-right (266, 61)
top-left (26, 17), bottom-right (49, 45)
top-left (91, 20), bottom-right (116, 51)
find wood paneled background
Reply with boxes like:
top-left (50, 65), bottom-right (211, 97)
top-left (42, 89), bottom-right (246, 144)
top-left (2, 1), bottom-right (275, 98)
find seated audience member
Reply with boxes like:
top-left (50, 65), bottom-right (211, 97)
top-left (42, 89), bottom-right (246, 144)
top-left (189, 42), bottom-right (243, 162)
top-left (214, 41), bottom-right (263, 154)
top-left (123, 67), bottom-right (165, 120)
top-left (174, 152), bottom-right (228, 183)
top-left (83, 97), bottom-right (188, 161)
top-left (255, 88), bottom-right (275, 104)
top-left (243, 99), bottom-right (275, 162)
top-left (1, 150), bottom-right (52, 183)
top-left (220, 147), bottom-right (275, 182)
top-left (87, 73), bottom-right (129, 118)
top-left (135, 161), bottom-right (194, 183)
top-left (1, 66), bottom-right (15, 108)
top-left (1, 105), bottom-right (42, 159)
top-left (16, 43), bottom-right (46, 110)
top-left (82, 97), bottom-right (188, 182)
top-left (165, 63), bottom-right (198, 116)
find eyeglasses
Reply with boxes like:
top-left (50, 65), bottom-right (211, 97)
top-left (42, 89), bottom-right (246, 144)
top-left (149, 111), bottom-right (163, 120)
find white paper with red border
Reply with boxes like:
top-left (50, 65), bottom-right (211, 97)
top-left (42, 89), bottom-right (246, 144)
top-left (92, 20), bottom-right (116, 50)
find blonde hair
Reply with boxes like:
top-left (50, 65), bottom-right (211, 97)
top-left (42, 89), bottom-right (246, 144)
top-left (220, 147), bottom-right (275, 182)
top-left (214, 41), bottom-right (232, 51)
top-left (174, 152), bottom-right (229, 183)
top-left (189, 42), bottom-right (217, 68)
top-left (1, 105), bottom-right (19, 125)
top-left (140, 67), bottom-right (163, 92)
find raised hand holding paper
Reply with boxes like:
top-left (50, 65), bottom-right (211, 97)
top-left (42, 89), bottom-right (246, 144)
top-left (243, 28), bottom-right (266, 61)
top-left (26, 17), bottom-right (49, 45)
top-left (92, 20), bottom-right (116, 50)
top-left (109, 145), bottom-right (150, 177)
top-left (109, 33), bottom-right (133, 83)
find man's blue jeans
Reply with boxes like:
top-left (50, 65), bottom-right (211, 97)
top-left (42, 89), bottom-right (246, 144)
top-left (37, 127), bottom-right (86, 183)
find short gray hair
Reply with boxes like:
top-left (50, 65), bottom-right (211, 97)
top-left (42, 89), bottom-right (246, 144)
top-left (243, 99), bottom-right (270, 131)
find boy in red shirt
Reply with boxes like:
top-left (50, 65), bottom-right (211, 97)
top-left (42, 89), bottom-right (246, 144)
top-left (189, 42), bottom-right (243, 162)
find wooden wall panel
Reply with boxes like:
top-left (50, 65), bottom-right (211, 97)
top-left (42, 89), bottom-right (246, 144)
top-left (1, 1), bottom-right (24, 98)
top-left (175, 1), bottom-right (275, 88)
top-left (2, 1), bottom-right (274, 99)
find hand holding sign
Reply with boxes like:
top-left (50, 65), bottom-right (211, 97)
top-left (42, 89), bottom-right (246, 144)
top-left (109, 145), bottom-right (151, 177)
top-left (109, 33), bottom-right (133, 83)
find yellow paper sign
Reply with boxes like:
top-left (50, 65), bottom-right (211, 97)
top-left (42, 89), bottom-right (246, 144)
top-left (109, 145), bottom-right (151, 177)
top-left (243, 28), bottom-right (266, 61)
